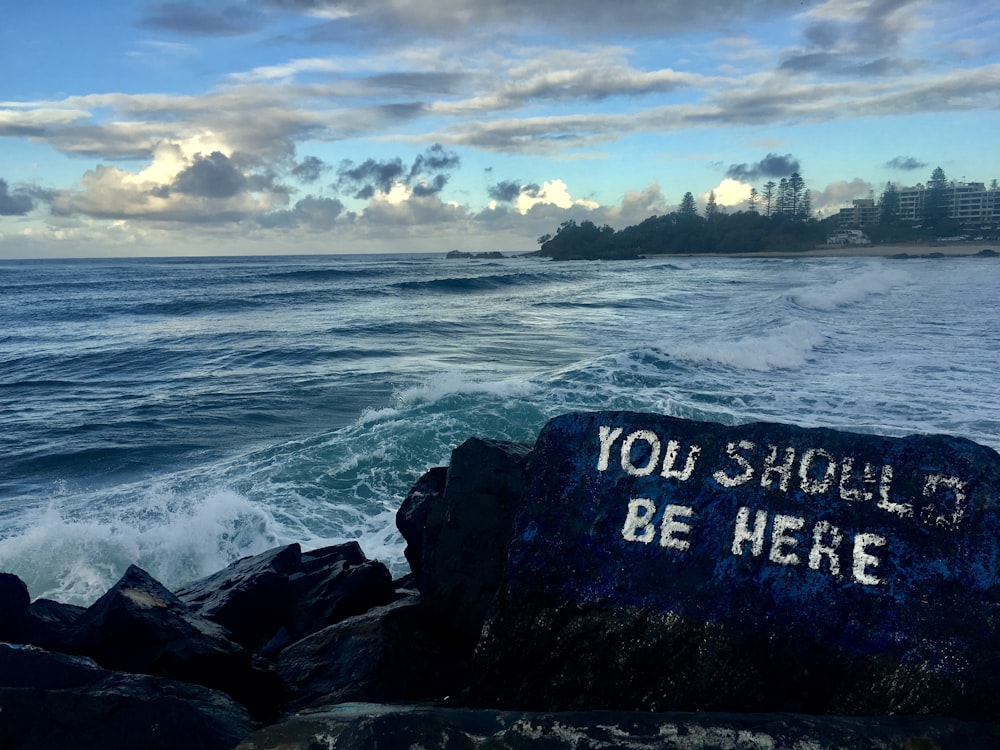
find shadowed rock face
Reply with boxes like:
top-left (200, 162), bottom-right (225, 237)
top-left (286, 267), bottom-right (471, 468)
top-left (470, 411), bottom-right (1000, 718)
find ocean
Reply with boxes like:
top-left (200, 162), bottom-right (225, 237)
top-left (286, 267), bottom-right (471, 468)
top-left (2, 252), bottom-right (999, 605)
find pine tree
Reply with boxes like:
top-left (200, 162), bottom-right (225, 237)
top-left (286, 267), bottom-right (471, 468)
top-left (924, 166), bottom-right (950, 229)
top-left (748, 187), bottom-right (759, 213)
top-left (704, 190), bottom-right (718, 218)
top-left (679, 191), bottom-right (698, 216)
top-left (762, 181), bottom-right (776, 217)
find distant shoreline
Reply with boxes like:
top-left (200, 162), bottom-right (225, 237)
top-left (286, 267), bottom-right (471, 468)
top-left (642, 242), bottom-right (1000, 260)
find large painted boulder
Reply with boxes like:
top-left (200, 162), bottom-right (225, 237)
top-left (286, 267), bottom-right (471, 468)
top-left (472, 411), bottom-right (1000, 719)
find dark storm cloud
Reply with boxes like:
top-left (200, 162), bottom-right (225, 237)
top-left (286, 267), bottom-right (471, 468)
top-left (335, 157), bottom-right (406, 200)
top-left (172, 151), bottom-right (248, 198)
top-left (886, 156), bottom-right (926, 171)
top-left (258, 195), bottom-right (344, 230)
top-left (725, 153), bottom-right (800, 181)
top-left (292, 156), bottom-right (327, 182)
top-left (0, 179), bottom-right (36, 216)
top-left (408, 144), bottom-right (460, 181)
top-left (140, 2), bottom-right (263, 36)
top-left (411, 174), bottom-right (449, 197)
top-left (488, 180), bottom-right (525, 203)
top-left (334, 144), bottom-right (460, 200)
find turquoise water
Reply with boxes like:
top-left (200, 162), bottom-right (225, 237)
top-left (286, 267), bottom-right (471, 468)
top-left (2, 252), bottom-right (998, 603)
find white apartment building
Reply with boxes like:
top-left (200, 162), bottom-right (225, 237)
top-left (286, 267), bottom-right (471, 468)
top-left (839, 181), bottom-right (999, 228)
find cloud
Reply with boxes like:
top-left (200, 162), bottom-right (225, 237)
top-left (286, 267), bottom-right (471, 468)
top-left (513, 179), bottom-right (598, 215)
top-left (259, 195), bottom-right (345, 230)
top-left (781, 0), bottom-right (930, 77)
top-left (139, 2), bottom-right (263, 36)
top-left (334, 144), bottom-right (460, 200)
top-left (291, 155), bottom-right (328, 183)
top-left (702, 178), bottom-right (752, 207)
top-left (885, 155), bottom-right (926, 171)
top-left (488, 180), bottom-right (531, 203)
top-left (269, 0), bottom-right (810, 41)
top-left (0, 179), bottom-right (37, 216)
top-left (811, 178), bottom-right (874, 216)
top-left (172, 151), bottom-right (248, 198)
top-left (725, 153), bottom-right (801, 181)
top-left (335, 157), bottom-right (406, 200)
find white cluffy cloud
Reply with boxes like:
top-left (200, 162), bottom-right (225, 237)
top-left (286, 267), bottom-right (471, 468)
top-left (514, 179), bottom-right (599, 215)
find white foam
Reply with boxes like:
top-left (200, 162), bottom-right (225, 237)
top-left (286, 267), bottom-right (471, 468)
top-left (791, 267), bottom-right (911, 311)
top-left (0, 485), bottom-right (284, 605)
top-left (670, 319), bottom-right (825, 371)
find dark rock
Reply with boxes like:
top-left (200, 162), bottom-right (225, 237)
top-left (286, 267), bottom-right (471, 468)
top-left (235, 702), bottom-right (1000, 749)
top-left (472, 411), bottom-right (1000, 720)
top-left (445, 250), bottom-right (505, 259)
top-left (177, 543), bottom-right (302, 653)
top-left (396, 465), bottom-right (448, 580)
top-left (419, 437), bottom-right (532, 641)
top-left (178, 541), bottom-right (394, 655)
top-left (14, 598), bottom-right (86, 652)
top-left (0, 642), bottom-right (254, 750)
top-left (0, 572), bottom-right (30, 639)
top-left (286, 549), bottom-right (396, 642)
top-left (67, 564), bottom-right (277, 716)
top-left (276, 597), bottom-right (472, 711)
top-left (977, 248), bottom-right (999, 257)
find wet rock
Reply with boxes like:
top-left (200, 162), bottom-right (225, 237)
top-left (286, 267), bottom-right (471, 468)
top-left (235, 702), bottom-right (1000, 750)
top-left (66, 564), bottom-right (276, 715)
top-left (396, 465), bottom-right (447, 581)
top-left (15, 598), bottom-right (86, 652)
top-left (176, 543), bottom-right (302, 653)
top-left (0, 572), bottom-right (30, 639)
top-left (178, 542), bottom-right (396, 655)
top-left (0, 642), bottom-right (254, 750)
top-left (277, 597), bottom-right (472, 712)
top-left (286, 543), bottom-right (395, 643)
top-left (418, 437), bottom-right (531, 641)
top-left (472, 411), bottom-right (1000, 720)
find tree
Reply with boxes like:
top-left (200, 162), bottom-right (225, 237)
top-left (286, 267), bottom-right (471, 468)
top-left (679, 191), bottom-right (698, 216)
top-left (787, 172), bottom-right (805, 219)
top-left (748, 187), bottom-right (759, 213)
top-left (878, 182), bottom-right (899, 225)
top-left (704, 190), bottom-right (719, 218)
top-left (777, 178), bottom-right (790, 215)
top-left (762, 181), bottom-right (776, 217)
top-left (924, 166), bottom-right (950, 228)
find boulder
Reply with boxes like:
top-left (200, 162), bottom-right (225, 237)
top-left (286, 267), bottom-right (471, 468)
top-left (472, 411), bottom-right (1000, 720)
top-left (14, 598), bottom-right (86, 652)
top-left (176, 543), bottom-right (302, 653)
top-left (235, 702), bottom-right (1000, 750)
top-left (0, 642), bottom-right (254, 750)
top-left (276, 597), bottom-right (472, 712)
top-left (66, 564), bottom-right (277, 715)
top-left (418, 437), bottom-right (531, 641)
top-left (286, 543), bottom-right (395, 643)
top-left (177, 541), bottom-right (396, 656)
top-left (0, 572), bottom-right (30, 639)
top-left (396, 465), bottom-right (447, 580)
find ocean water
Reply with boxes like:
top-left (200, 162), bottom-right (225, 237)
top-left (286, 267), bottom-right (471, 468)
top-left (1, 252), bottom-right (999, 605)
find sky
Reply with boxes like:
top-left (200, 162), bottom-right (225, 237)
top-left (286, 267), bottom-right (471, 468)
top-left (1, 0), bottom-right (998, 258)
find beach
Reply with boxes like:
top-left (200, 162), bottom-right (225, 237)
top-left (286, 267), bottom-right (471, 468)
top-left (725, 241), bottom-right (1000, 259)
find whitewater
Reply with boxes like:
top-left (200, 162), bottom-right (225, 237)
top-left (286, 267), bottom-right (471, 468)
top-left (1, 252), bottom-right (998, 605)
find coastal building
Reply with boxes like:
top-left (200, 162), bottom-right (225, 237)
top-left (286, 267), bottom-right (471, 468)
top-left (837, 199), bottom-right (878, 228)
top-left (839, 181), bottom-right (1000, 229)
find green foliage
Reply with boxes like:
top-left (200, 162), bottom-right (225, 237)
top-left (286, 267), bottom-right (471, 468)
top-left (537, 209), bottom-right (826, 260)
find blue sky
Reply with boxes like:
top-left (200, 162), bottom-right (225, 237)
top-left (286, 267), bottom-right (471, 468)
top-left (1, 0), bottom-right (998, 257)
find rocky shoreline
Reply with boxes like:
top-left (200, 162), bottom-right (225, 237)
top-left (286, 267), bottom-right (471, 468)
top-left (3, 414), bottom-right (1000, 749)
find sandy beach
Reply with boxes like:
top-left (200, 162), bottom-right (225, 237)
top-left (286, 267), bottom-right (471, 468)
top-left (716, 242), bottom-right (1000, 259)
